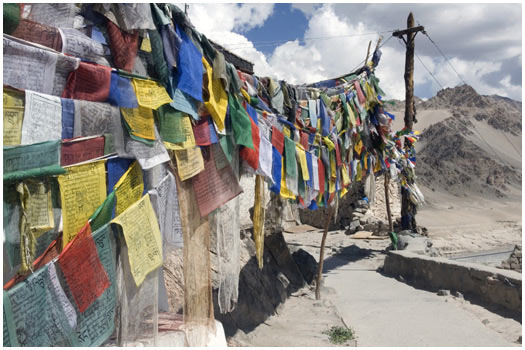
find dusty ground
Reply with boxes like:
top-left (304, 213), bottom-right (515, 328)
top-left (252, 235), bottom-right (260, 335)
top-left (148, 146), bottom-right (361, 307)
top-left (417, 184), bottom-right (522, 255)
top-left (231, 226), bottom-right (521, 347)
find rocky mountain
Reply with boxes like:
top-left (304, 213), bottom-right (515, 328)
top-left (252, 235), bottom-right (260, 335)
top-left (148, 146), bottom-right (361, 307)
top-left (409, 85), bottom-right (522, 199)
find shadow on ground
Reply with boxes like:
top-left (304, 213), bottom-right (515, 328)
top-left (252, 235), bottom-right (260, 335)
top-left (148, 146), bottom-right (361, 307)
top-left (213, 230), bottom-right (309, 337)
top-left (323, 244), bottom-right (384, 273)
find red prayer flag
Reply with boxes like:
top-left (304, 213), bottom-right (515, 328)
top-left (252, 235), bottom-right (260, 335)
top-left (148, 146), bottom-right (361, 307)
top-left (318, 157), bottom-right (325, 195)
top-left (239, 116), bottom-right (260, 170)
top-left (271, 126), bottom-right (284, 155)
top-left (58, 222), bottom-right (110, 313)
top-left (354, 81), bottom-right (366, 106)
top-left (12, 19), bottom-right (62, 51)
top-left (193, 118), bottom-right (212, 146)
top-left (300, 131), bottom-right (309, 151)
top-left (106, 20), bottom-right (139, 72)
top-left (62, 61), bottom-right (111, 102)
top-left (192, 145), bottom-right (243, 218)
top-left (61, 136), bottom-right (105, 166)
top-left (334, 140), bottom-right (342, 167)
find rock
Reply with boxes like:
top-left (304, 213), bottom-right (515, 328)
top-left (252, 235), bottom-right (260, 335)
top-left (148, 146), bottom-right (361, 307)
top-left (499, 244), bottom-right (522, 272)
top-left (437, 289), bottom-right (450, 296)
top-left (452, 291), bottom-right (464, 299)
top-left (363, 223), bottom-right (379, 233)
top-left (352, 211), bottom-right (364, 218)
top-left (356, 199), bottom-right (369, 208)
top-left (516, 336), bottom-right (521, 344)
top-left (354, 207), bottom-right (368, 214)
top-left (347, 220), bottom-right (361, 234)
top-left (482, 319), bottom-right (490, 325)
top-left (277, 272), bottom-right (290, 289)
top-left (291, 248), bottom-right (318, 285)
top-left (396, 232), bottom-right (436, 255)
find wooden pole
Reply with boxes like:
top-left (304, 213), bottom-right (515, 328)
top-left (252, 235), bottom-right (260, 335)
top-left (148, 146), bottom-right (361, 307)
top-left (394, 12), bottom-right (424, 232)
top-left (403, 12), bottom-right (416, 131)
top-left (315, 206), bottom-right (335, 300)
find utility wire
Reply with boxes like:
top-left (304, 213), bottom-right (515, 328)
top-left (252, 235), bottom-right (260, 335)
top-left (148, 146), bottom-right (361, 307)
top-left (396, 38), bottom-right (445, 90)
top-left (423, 31), bottom-right (468, 86)
top-left (223, 29), bottom-right (398, 51)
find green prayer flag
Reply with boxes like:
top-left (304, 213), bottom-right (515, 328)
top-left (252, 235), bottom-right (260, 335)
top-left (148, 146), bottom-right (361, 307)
top-left (284, 136), bottom-right (297, 178)
top-left (228, 94), bottom-right (253, 149)
top-left (90, 191), bottom-right (116, 232)
top-left (156, 105), bottom-right (186, 144)
top-left (104, 134), bottom-right (115, 155)
top-left (4, 165), bottom-right (66, 183)
top-left (148, 29), bottom-right (170, 86)
top-left (219, 134), bottom-right (234, 163)
top-left (3, 3), bottom-right (19, 35)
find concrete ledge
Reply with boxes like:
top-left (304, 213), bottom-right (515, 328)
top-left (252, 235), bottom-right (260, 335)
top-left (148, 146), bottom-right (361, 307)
top-left (383, 251), bottom-right (522, 313)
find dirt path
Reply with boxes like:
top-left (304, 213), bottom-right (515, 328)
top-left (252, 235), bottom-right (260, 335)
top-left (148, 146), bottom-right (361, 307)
top-left (232, 230), bottom-right (521, 347)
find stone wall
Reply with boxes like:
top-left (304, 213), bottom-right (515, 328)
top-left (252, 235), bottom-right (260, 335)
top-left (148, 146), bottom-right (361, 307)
top-left (383, 250), bottom-right (522, 313)
top-left (298, 182), bottom-right (365, 231)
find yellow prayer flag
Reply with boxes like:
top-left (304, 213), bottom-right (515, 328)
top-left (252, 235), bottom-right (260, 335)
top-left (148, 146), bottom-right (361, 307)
top-left (354, 139), bottom-right (363, 155)
top-left (356, 162), bottom-right (363, 182)
top-left (114, 161), bottom-right (144, 216)
top-left (365, 81), bottom-right (377, 110)
top-left (132, 78), bottom-right (173, 110)
top-left (241, 88), bottom-right (251, 104)
top-left (295, 144), bottom-right (310, 182)
top-left (341, 164), bottom-right (351, 187)
top-left (25, 179), bottom-right (55, 235)
top-left (3, 89), bottom-right (24, 145)
top-left (347, 102), bottom-right (357, 126)
top-left (112, 194), bottom-right (163, 287)
top-left (328, 177), bottom-right (335, 194)
top-left (374, 155), bottom-right (382, 173)
top-left (140, 36), bottom-right (152, 52)
top-left (280, 158), bottom-right (296, 200)
top-left (121, 106), bottom-right (156, 140)
top-left (202, 57), bottom-right (228, 132)
top-left (283, 126), bottom-right (291, 138)
top-left (58, 160), bottom-right (107, 247)
top-left (173, 146), bottom-right (205, 181)
top-left (323, 136), bottom-right (335, 151)
top-left (253, 175), bottom-right (265, 269)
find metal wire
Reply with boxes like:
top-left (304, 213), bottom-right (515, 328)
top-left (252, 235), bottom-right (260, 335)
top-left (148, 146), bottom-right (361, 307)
top-left (423, 31), bottom-right (468, 86)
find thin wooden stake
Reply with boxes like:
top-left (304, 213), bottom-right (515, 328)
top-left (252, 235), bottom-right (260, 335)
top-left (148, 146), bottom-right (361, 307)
top-left (315, 206), bottom-right (335, 300)
top-left (384, 173), bottom-right (393, 232)
top-left (364, 40), bottom-right (372, 66)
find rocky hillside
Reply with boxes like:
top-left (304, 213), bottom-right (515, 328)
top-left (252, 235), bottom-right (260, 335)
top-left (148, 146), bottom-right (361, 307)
top-left (413, 85), bottom-right (522, 199)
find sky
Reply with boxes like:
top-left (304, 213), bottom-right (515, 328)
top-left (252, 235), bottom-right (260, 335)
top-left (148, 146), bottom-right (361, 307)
top-left (183, 3), bottom-right (522, 101)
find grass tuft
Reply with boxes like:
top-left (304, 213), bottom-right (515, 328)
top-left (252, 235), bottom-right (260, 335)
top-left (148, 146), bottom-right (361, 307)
top-left (323, 326), bottom-right (354, 344)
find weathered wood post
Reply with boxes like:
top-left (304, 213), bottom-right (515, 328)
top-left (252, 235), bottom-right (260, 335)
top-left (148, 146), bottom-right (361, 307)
top-left (393, 13), bottom-right (424, 232)
top-left (315, 206), bottom-right (335, 300)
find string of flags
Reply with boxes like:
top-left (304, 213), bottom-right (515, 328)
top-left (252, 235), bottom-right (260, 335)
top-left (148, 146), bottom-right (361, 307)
top-left (3, 3), bottom-right (422, 347)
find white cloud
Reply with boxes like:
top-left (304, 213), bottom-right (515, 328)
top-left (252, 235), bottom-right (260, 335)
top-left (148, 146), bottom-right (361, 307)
top-left (186, 3), bottom-right (274, 34)
top-left (184, 3), bottom-right (521, 102)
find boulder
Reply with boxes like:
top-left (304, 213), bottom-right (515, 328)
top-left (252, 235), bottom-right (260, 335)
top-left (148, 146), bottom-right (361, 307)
top-left (291, 248), bottom-right (318, 285)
